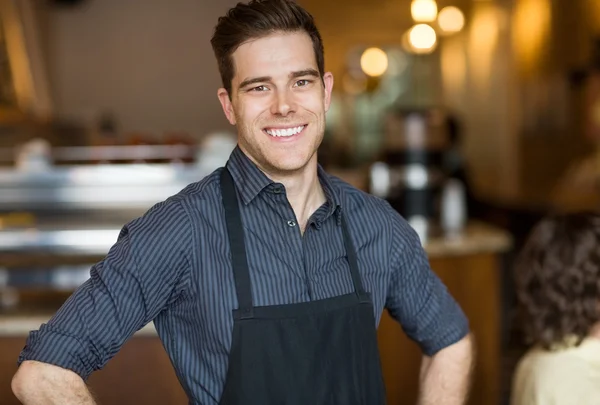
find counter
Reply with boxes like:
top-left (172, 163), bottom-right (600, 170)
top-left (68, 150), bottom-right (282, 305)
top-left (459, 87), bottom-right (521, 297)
top-left (424, 221), bottom-right (511, 258)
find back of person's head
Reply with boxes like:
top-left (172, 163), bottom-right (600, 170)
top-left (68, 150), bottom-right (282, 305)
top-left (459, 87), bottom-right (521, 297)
top-left (210, 0), bottom-right (325, 96)
top-left (514, 211), bottom-right (600, 350)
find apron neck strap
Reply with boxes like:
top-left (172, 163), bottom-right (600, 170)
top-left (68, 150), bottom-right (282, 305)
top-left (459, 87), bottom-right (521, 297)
top-left (220, 168), bottom-right (254, 318)
top-left (220, 167), bottom-right (367, 316)
top-left (339, 211), bottom-right (367, 296)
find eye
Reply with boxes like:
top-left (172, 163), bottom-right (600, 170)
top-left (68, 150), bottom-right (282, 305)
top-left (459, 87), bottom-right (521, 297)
top-left (295, 79), bottom-right (312, 87)
top-left (250, 85), bottom-right (269, 92)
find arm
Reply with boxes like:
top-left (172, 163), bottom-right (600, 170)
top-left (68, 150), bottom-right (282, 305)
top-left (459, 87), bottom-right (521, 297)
top-left (417, 333), bottom-right (475, 405)
top-left (383, 204), bottom-right (473, 404)
top-left (12, 361), bottom-right (97, 405)
top-left (11, 199), bottom-right (192, 405)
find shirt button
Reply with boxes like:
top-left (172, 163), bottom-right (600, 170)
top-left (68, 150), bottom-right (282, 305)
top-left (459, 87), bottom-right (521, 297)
top-left (287, 220), bottom-right (297, 227)
top-left (273, 186), bottom-right (283, 194)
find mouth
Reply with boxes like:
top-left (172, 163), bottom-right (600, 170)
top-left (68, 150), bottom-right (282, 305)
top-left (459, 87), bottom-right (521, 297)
top-left (263, 124), bottom-right (307, 139)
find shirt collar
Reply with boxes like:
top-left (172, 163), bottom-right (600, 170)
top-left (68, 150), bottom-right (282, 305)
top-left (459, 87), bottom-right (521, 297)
top-left (316, 164), bottom-right (343, 224)
top-left (225, 146), bottom-right (273, 205)
top-left (225, 146), bottom-right (342, 221)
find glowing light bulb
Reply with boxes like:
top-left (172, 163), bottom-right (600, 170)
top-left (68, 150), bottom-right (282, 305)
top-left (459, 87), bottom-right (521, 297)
top-left (409, 24), bottom-right (437, 51)
top-left (411, 0), bottom-right (438, 22)
top-left (438, 6), bottom-right (465, 34)
top-left (360, 47), bottom-right (389, 77)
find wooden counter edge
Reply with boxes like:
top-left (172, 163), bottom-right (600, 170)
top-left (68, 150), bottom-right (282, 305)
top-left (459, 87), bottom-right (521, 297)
top-left (424, 221), bottom-right (513, 258)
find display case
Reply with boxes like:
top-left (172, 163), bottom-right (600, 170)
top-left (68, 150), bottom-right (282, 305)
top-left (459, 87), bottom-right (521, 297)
top-left (0, 144), bottom-right (216, 313)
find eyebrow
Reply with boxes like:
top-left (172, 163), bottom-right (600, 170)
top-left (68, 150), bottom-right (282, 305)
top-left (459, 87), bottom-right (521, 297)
top-left (238, 69), bottom-right (320, 90)
top-left (290, 69), bottom-right (319, 79)
top-left (238, 76), bottom-right (270, 90)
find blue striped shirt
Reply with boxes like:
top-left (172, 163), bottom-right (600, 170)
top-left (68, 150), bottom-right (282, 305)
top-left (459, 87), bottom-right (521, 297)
top-left (18, 146), bottom-right (469, 404)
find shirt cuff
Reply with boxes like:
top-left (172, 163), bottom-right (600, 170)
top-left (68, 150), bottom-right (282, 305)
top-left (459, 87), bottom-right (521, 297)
top-left (17, 324), bottom-right (97, 381)
top-left (419, 312), bottom-right (470, 356)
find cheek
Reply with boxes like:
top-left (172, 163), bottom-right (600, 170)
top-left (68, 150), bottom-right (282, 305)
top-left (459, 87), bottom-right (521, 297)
top-left (239, 98), bottom-right (271, 127)
top-left (297, 92), bottom-right (325, 113)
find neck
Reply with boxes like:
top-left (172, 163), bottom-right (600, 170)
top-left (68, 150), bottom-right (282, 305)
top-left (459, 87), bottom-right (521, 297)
top-left (259, 156), bottom-right (326, 232)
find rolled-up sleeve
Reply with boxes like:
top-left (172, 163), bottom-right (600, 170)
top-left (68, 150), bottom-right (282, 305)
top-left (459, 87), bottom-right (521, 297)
top-left (17, 198), bottom-right (192, 380)
top-left (385, 209), bottom-right (469, 356)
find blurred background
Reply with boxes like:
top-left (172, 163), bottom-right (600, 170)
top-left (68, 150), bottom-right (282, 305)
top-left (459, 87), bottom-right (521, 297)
top-left (0, 0), bottom-right (598, 404)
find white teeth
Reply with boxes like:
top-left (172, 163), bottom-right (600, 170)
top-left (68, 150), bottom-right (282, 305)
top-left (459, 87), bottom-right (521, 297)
top-left (265, 125), bottom-right (305, 137)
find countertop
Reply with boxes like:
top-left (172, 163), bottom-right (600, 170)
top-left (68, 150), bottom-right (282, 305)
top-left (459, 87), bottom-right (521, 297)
top-left (424, 221), bottom-right (512, 258)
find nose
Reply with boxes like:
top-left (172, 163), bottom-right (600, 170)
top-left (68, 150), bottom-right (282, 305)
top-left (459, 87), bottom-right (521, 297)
top-left (270, 88), bottom-right (296, 116)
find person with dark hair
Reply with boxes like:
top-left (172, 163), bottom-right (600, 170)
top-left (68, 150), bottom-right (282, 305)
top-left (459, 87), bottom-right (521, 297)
top-left (511, 211), bottom-right (600, 405)
top-left (11, 1), bottom-right (473, 404)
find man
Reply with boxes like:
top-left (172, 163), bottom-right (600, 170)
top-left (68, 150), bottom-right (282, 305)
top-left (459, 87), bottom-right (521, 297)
top-left (11, 1), bottom-right (474, 404)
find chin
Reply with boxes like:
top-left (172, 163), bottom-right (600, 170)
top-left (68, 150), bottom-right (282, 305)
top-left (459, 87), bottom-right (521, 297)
top-left (270, 161), bottom-right (308, 173)
top-left (266, 155), bottom-right (313, 173)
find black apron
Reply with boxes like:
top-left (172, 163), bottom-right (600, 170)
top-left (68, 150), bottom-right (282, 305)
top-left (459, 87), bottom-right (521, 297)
top-left (218, 168), bottom-right (387, 405)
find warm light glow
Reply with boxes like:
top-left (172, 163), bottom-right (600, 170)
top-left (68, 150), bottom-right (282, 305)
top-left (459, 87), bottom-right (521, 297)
top-left (512, 0), bottom-right (551, 74)
top-left (437, 6), bottom-right (465, 34)
top-left (470, 6), bottom-right (498, 51)
top-left (590, 0), bottom-right (600, 29)
top-left (411, 0), bottom-right (438, 23)
top-left (441, 37), bottom-right (466, 97)
top-left (342, 73), bottom-right (367, 95)
top-left (360, 47), bottom-right (389, 77)
top-left (409, 24), bottom-right (437, 51)
top-left (468, 4), bottom-right (499, 86)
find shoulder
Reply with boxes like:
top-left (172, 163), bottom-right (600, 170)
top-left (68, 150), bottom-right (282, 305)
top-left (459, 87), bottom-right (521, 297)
top-left (126, 168), bottom-right (223, 236)
top-left (328, 174), bottom-right (398, 221)
top-left (328, 173), bottom-right (421, 251)
top-left (164, 167), bottom-right (223, 207)
top-left (512, 345), bottom-right (599, 401)
top-left (511, 348), bottom-right (600, 405)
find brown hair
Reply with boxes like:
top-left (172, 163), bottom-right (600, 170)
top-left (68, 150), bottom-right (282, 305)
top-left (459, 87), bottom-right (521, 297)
top-left (514, 211), bottom-right (600, 349)
top-left (210, 0), bottom-right (325, 96)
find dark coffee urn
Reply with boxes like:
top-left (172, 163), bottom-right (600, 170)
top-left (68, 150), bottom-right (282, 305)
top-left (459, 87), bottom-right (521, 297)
top-left (369, 108), bottom-right (461, 242)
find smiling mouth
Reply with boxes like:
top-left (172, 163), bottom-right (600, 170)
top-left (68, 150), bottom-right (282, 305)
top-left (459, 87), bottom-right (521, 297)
top-left (263, 125), bottom-right (307, 138)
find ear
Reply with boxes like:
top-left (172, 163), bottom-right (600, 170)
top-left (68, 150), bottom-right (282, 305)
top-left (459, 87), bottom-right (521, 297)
top-left (217, 88), bottom-right (236, 125)
top-left (322, 72), bottom-right (334, 113)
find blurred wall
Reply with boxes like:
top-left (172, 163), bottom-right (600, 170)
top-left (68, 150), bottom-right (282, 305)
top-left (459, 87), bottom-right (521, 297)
top-left (29, 0), bottom-right (600, 198)
top-left (300, 0), bottom-right (520, 193)
top-left (298, 0), bottom-right (436, 82)
top-left (588, 0), bottom-right (600, 30)
top-left (301, 0), bottom-right (600, 201)
top-left (441, 0), bottom-right (519, 196)
top-left (299, 0), bottom-right (451, 160)
top-left (512, 0), bottom-right (597, 199)
top-left (37, 0), bottom-right (237, 139)
top-left (444, 0), bottom-right (600, 201)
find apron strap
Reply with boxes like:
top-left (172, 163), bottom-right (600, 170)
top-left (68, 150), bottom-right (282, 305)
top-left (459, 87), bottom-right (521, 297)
top-left (220, 168), bottom-right (254, 319)
top-left (340, 212), bottom-right (367, 297)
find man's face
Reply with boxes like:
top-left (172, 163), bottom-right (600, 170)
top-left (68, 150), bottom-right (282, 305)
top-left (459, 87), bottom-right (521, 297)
top-left (218, 31), bottom-right (334, 176)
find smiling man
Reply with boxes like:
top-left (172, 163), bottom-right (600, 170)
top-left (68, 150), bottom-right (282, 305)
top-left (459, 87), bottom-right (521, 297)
top-left (11, 1), bottom-right (474, 404)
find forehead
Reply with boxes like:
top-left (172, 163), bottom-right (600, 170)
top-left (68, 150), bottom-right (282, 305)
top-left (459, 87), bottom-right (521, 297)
top-left (231, 32), bottom-right (317, 82)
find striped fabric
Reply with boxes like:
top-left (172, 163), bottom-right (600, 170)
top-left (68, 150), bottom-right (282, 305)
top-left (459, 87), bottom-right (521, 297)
top-left (18, 146), bottom-right (469, 404)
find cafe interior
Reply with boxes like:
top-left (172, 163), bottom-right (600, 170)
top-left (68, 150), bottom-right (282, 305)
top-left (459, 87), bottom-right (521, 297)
top-left (0, 0), bottom-right (599, 404)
